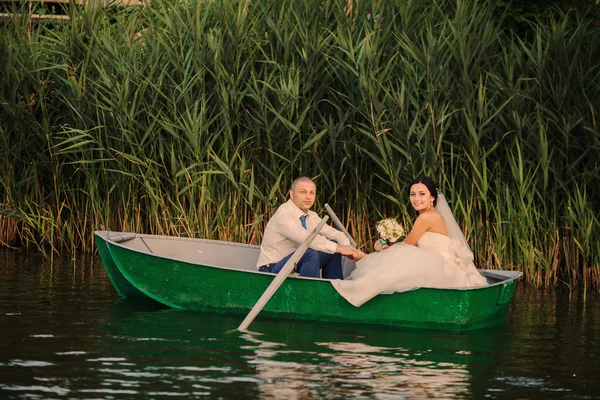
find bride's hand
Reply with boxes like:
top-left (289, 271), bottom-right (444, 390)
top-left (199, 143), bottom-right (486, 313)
top-left (374, 240), bottom-right (389, 251)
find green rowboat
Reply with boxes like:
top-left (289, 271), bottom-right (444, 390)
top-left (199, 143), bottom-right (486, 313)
top-left (95, 230), bottom-right (522, 331)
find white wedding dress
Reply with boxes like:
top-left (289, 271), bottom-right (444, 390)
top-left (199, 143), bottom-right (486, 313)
top-left (331, 193), bottom-right (488, 307)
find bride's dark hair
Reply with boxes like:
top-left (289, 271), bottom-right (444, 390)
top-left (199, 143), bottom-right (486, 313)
top-left (408, 175), bottom-right (439, 206)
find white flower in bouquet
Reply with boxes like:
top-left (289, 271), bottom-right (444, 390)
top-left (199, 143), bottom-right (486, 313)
top-left (376, 218), bottom-right (405, 245)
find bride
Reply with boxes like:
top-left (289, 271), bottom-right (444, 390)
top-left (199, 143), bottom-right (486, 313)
top-left (332, 176), bottom-right (488, 307)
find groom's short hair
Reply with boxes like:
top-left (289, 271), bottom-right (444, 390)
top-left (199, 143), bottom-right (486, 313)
top-left (291, 176), bottom-right (315, 191)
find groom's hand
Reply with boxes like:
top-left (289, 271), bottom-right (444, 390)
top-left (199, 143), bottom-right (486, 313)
top-left (336, 245), bottom-right (366, 262)
top-left (336, 244), bottom-right (357, 256)
top-left (348, 248), bottom-right (367, 262)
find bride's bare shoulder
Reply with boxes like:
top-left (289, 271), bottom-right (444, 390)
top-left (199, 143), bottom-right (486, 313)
top-left (416, 209), bottom-right (444, 223)
top-left (415, 210), bottom-right (445, 231)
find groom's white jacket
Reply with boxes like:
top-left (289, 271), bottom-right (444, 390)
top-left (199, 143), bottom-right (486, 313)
top-left (256, 200), bottom-right (350, 269)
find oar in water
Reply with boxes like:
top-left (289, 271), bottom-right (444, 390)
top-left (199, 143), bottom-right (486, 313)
top-left (324, 203), bottom-right (357, 247)
top-left (238, 216), bottom-right (330, 332)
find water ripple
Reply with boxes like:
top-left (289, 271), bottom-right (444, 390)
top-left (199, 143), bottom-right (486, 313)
top-left (2, 257), bottom-right (599, 400)
top-left (147, 392), bottom-right (190, 396)
top-left (80, 388), bottom-right (138, 394)
top-left (8, 360), bottom-right (55, 367)
top-left (97, 368), bottom-right (161, 378)
top-left (3, 385), bottom-right (70, 395)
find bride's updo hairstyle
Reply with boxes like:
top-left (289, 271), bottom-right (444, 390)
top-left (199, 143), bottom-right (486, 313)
top-left (408, 175), bottom-right (439, 207)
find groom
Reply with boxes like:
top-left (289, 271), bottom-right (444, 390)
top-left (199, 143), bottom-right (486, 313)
top-left (256, 176), bottom-right (358, 279)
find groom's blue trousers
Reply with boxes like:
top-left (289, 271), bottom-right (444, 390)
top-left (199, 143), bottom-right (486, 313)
top-left (262, 249), bottom-right (343, 279)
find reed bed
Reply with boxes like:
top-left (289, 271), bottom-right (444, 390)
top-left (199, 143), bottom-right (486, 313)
top-left (0, 0), bottom-right (599, 288)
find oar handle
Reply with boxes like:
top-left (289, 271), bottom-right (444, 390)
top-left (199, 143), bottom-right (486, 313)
top-left (238, 216), bottom-right (330, 332)
top-left (324, 203), bottom-right (357, 247)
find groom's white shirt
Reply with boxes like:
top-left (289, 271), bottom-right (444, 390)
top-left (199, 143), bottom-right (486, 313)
top-left (256, 199), bottom-right (350, 269)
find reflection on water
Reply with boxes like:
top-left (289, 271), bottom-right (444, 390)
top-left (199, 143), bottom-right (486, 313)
top-left (242, 332), bottom-right (472, 399)
top-left (0, 250), bottom-right (599, 399)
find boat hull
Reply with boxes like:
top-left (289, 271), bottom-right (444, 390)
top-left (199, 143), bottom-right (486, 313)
top-left (95, 232), bottom-right (157, 302)
top-left (98, 232), bottom-right (520, 331)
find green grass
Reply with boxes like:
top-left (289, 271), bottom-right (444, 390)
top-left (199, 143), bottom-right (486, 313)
top-left (1, 0), bottom-right (599, 288)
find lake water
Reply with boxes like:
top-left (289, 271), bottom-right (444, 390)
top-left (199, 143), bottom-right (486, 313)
top-left (0, 250), bottom-right (599, 399)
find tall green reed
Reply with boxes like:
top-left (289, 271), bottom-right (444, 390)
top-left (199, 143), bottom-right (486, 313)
top-left (1, 0), bottom-right (599, 288)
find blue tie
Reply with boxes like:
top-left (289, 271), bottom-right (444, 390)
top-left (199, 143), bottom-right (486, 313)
top-left (300, 215), bottom-right (307, 229)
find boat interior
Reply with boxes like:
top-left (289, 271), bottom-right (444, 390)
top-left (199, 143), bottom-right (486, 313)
top-left (98, 231), bottom-right (261, 271)
top-left (96, 231), bottom-right (521, 285)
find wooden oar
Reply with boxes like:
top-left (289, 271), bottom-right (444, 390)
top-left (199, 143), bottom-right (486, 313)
top-left (238, 216), bottom-right (330, 332)
top-left (324, 203), bottom-right (357, 247)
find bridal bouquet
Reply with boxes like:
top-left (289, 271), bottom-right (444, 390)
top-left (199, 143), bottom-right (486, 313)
top-left (376, 218), bottom-right (405, 246)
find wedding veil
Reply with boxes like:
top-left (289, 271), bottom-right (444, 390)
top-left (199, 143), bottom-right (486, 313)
top-left (435, 192), bottom-right (476, 269)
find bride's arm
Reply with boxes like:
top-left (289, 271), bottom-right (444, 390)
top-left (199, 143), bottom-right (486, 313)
top-left (403, 214), bottom-right (433, 246)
